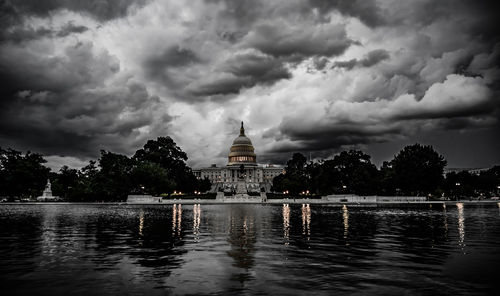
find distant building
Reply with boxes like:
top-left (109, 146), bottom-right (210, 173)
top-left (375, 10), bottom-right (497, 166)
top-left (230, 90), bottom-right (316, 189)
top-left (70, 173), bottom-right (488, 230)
top-left (193, 122), bottom-right (283, 193)
top-left (444, 167), bottom-right (489, 175)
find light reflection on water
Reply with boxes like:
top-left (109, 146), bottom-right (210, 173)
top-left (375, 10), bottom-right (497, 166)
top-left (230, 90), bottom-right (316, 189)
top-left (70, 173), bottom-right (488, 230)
top-left (282, 204), bottom-right (290, 245)
top-left (192, 204), bottom-right (200, 240)
top-left (138, 210), bottom-right (144, 237)
top-left (457, 203), bottom-right (465, 251)
top-left (342, 204), bottom-right (349, 244)
top-left (172, 204), bottom-right (182, 237)
top-left (301, 204), bottom-right (311, 240)
top-left (1, 204), bottom-right (499, 295)
top-left (443, 203), bottom-right (448, 235)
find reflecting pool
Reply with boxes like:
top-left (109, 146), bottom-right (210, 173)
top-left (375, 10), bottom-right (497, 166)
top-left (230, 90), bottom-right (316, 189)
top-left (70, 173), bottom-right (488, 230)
top-left (0, 204), bottom-right (498, 295)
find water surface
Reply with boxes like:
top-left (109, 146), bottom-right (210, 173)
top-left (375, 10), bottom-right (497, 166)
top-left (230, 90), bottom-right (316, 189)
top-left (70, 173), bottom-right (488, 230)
top-left (0, 204), bottom-right (498, 295)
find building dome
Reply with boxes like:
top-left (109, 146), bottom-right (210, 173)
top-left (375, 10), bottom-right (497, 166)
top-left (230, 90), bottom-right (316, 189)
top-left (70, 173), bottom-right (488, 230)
top-left (228, 122), bottom-right (257, 166)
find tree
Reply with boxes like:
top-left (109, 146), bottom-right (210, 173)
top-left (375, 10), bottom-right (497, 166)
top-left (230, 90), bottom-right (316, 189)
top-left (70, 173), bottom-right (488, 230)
top-left (272, 153), bottom-right (309, 195)
top-left (306, 150), bottom-right (379, 195)
top-left (285, 153), bottom-right (308, 175)
top-left (51, 166), bottom-right (79, 200)
top-left (133, 137), bottom-right (197, 193)
top-left (477, 166), bottom-right (500, 197)
top-left (330, 150), bottom-right (379, 195)
top-left (196, 177), bottom-right (212, 193)
top-left (93, 150), bottom-right (134, 201)
top-left (0, 148), bottom-right (50, 198)
top-left (444, 171), bottom-right (477, 198)
top-left (130, 162), bottom-right (175, 196)
top-left (390, 144), bottom-right (447, 196)
top-left (133, 136), bottom-right (187, 172)
top-left (379, 161), bottom-right (396, 195)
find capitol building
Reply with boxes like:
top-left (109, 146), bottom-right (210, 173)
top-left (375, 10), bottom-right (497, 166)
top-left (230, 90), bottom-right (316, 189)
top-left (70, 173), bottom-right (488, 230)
top-left (193, 122), bottom-right (283, 193)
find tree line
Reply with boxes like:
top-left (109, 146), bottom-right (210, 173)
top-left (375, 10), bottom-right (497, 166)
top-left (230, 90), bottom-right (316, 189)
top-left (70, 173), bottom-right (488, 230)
top-left (1, 141), bottom-right (499, 201)
top-left (0, 137), bottom-right (211, 201)
top-left (272, 144), bottom-right (500, 198)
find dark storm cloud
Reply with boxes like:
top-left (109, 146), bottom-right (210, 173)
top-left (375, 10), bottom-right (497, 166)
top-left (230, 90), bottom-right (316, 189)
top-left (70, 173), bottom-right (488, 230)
top-left (0, 0), bottom-right (146, 43)
top-left (333, 49), bottom-right (390, 70)
top-left (267, 72), bottom-right (498, 160)
top-left (1, 0), bottom-right (500, 169)
top-left (56, 22), bottom-right (89, 37)
top-left (275, 119), bottom-right (403, 152)
top-left (188, 76), bottom-right (246, 97)
top-left (244, 21), bottom-right (353, 58)
top-left (0, 22), bottom-right (88, 43)
top-left (312, 57), bottom-right (329, 71)
top-left (0, 0), bottom-right (146, 47)
top-left (307, 0), bottom-right (385, 27)
top-left (224, 53), bottom-right (290, 82)
top-left (0, 41), bottom-right (119, 94)
top-left (0, 25), bottom-right (53, 43)
top-left (0, 39), bottom-right (164, 159)
top-left (188, 54), bottom-right (291, 97)
top-left (189, 53), bottom-right (291, 96)
top-left (2, 0), bottom-right (149, 22)
top-left (144, 46), bottom-right (201, 84)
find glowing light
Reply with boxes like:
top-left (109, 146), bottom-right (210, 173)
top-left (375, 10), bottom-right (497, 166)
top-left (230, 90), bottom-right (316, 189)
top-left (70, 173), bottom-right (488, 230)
top-left (283, 204), bottom-right (290, 245)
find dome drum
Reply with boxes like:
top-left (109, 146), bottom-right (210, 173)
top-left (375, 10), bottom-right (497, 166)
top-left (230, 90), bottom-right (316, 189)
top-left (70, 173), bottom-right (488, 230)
top-left (227, 122), bottom-right (257, 166)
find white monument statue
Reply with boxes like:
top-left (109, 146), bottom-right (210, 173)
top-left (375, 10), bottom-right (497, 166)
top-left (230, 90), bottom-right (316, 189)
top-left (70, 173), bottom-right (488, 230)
top-left (37, 179), bottom-right (59, 201)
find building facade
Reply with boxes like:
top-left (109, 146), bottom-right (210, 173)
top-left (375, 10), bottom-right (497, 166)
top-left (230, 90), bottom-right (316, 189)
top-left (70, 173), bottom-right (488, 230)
top-left (193, 122), bottom-right (283, 193)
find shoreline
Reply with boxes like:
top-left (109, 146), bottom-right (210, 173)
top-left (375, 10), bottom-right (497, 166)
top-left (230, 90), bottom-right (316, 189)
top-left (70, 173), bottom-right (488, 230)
top-left (1, 200), bottom-right (499, 207)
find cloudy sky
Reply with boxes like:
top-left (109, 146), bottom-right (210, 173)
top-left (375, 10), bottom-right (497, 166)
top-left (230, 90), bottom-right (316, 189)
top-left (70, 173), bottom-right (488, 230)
top-left (0, 0), bottom-right (499, 170)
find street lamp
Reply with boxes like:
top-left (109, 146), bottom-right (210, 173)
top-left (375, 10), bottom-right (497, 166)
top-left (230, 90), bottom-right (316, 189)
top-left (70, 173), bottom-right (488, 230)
top-left (455, 183), bottom-right (460, 201)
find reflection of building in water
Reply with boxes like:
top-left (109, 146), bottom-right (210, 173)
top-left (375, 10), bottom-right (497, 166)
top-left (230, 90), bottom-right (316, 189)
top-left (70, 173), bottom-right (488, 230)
top-left (282, 204), bottom-right (290, 245)
top-left (226, 206), bottom-right (257, 271)
top-left (456, 203), bottom-right (465, 251)
top-left (172, 204), bottom-right (182, 237)
top-left (342, 205), bottom-right (349, 244)
top-left (193, 204), bottom-right (201, 240)
top-left (302, 204), bottom-right (311, 240)
top-left (193, 122), bottom-right (283, 194)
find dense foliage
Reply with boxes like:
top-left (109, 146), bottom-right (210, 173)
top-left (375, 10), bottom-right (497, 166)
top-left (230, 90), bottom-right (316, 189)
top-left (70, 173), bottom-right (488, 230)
top-left (273, 145), bottom-right (499, 198)
top-left (0, 148), bottom-right (50, 199)
top-left (1, 142), bottom-right (499, 201)
top-left (0, 137), bottom-right (211, 201)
